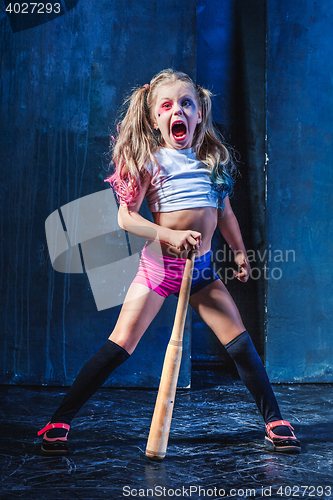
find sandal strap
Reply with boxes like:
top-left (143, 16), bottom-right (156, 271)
top-left (266, 420), bottom-right (296, 440)
top-left (37, 422), bottom-right (70, 436)
top-left (266, 420), bottom-right (294, 431)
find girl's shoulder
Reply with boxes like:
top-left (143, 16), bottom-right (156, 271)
top-left (143, 157), bottom-right (156, 177)
top-left (142, 148), bottom-right (165, 176)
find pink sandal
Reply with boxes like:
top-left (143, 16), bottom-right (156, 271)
top-left (38, 422), bottom-right (70, 456)
top-left (265, 420), bottom-right (301, 453)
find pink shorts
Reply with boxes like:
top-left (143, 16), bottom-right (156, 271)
top-left (132, 242), bottom-right (219, 298)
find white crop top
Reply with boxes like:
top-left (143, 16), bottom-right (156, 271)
top-left (144, 147), bottom-right (218, 213)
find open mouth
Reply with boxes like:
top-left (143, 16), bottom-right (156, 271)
top-left (171, 121), bottom-right (187, 141)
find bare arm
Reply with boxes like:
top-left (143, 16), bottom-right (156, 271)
top-left (217, 196), bottom-right (250, 282)
top-left (217, 197), bottom-right (247, 254)
top-left (118, 173), bottom-right (201, 251)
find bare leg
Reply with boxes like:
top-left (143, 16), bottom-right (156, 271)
top-left (189, 278), bottom-right (245, 345)
top-left (38, 284), bottom-right (165, 454)
top-left (53, 283), bottom-right (165, 422)
top-left (109, 283), bottom-right (166, 354)
top-left (190, 279), bottom-right (300, 452)
top-left (189, 279), bottom-right (282, 423)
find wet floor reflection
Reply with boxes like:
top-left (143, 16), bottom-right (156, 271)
top-left (1, 372), bottom-right (332, 499)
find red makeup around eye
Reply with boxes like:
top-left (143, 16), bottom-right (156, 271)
top-left (158, 104), bottom-right (170, 114)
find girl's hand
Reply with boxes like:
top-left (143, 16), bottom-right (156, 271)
top-left (169, 229), bottom-right (202, 252)
top-left (234, 251), bottom-right (250, 282)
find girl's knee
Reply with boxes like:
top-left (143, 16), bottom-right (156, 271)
top-left (219, 326), bottom-right (246, 346)
top-left (108, 331), bottom-right (139, 355)
top-left (223, 328), bottom-right (248, 347)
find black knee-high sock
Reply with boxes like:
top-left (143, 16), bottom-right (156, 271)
top-left (50, 340), bottom-right (129, 426)
top-left (225, 330), bottom-right (282, 424)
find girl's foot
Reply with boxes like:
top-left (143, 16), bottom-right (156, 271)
top-left (37, 422), bottom-right (70, 456)
top-left (265, 420), bottom-right (301, 453)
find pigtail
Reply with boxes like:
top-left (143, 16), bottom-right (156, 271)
top-left (194, 86), bottom-right (236, 202)
top-left (105, 86), bottom-right (158, 206)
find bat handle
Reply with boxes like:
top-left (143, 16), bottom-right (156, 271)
top-left (170, 249), bottom-right (196, 343)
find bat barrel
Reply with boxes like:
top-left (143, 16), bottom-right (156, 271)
top-left (145, 341), bottom-right (183, 460)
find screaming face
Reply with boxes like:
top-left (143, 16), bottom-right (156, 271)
top-left (152, 81), bottom-right (202, 150)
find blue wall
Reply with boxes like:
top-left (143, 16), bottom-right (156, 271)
top-left (1, 0), bottom-right (332, 386)
top-left (0, 0), bottom-right (195, 387)
top-left (266, 3), bottom-right (333, 381)
top-left (195, 0), bottom-right (266, 367)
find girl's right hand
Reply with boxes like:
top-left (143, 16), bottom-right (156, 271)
top-left (168, 229), bottom-right (202, 251)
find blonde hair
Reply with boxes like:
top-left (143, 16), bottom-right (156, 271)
top-left (106, 68), bottom-right (235, 205)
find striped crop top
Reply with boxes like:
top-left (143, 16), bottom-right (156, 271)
top-left (144, 147), bottom-right (218, 213)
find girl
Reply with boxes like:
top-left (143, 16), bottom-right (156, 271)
top-left (38, 69), bottom-right (300, 455)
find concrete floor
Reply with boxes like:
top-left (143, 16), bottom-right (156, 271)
top-left (1, 371), bottom-right (333, 500)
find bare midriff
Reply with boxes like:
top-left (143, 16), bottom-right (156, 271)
top-left (151, 206), bottom-right (218, 258)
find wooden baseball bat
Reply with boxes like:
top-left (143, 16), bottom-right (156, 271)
top-left (145, 249), bottom-right (196, 461)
